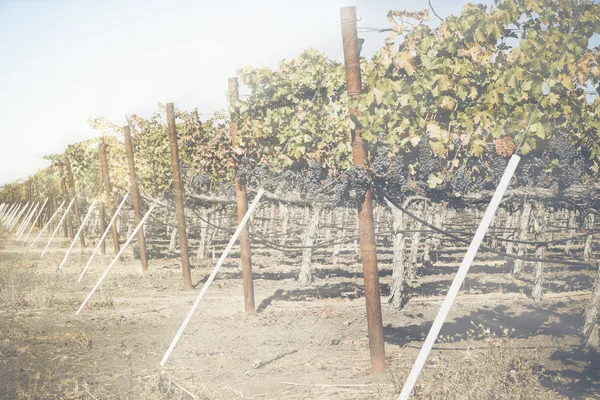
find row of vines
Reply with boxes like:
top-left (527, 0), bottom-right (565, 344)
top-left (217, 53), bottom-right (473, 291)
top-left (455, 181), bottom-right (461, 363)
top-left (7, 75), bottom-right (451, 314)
top-left (2, 0), bottom-right (600, 350)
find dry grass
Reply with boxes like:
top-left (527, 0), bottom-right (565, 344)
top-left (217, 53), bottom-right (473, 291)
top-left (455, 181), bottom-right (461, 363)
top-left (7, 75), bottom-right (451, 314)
top-left (406, 324), bottom-right (564, 400)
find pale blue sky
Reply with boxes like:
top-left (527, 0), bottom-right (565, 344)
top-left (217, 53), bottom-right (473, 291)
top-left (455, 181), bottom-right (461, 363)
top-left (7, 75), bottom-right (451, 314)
top-left (0, 0), bottom-right (547, 187)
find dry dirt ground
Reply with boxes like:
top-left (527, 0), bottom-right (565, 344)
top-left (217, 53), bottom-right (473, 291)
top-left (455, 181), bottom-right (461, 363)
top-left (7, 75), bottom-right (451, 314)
top-left (0, 228), bottom-right (599, 399)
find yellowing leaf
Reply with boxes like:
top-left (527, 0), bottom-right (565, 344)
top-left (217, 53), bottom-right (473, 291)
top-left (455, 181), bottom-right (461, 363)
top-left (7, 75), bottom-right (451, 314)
top-left (470, 86), bottom-right (478, 100)
top-left (440, 96), bottom-right (456, 110)
top-left (430, 141), bottom-right (446, 157)
top-left (470, 139), bottom-right (486, 157)
top-left (373, 88), bottom-right (383, 105)
top-left (427, 123), bottom-right (449, 143)
top-left (427, 174), bottom-right (443, 189)
top-left (396, 52), bottom-right (416, 76)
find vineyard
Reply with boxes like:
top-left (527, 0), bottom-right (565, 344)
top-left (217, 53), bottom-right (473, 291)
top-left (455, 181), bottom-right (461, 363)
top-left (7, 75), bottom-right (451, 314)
top-left (1, 0), bottom-right (600, 398)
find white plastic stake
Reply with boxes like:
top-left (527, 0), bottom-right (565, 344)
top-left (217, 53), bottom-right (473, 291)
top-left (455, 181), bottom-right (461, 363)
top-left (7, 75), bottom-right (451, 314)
top-left (397, 155), bottom-right (520, 400)
top-left (1, 203), bottom-right (14, 223)
top-left (15, 203), bottom-right (37, 237)
top-left (10, 202), bottom-right (30, 229)
top-left (4, 203), bottom-right (20, 224)
top-left (78, 189), bottom-right (131, 282)
top-left (15, 202), bottom-right (38, 238)
top-left (76, 202), bottom-right (157, 315)
top-left (7, 202), bottom-right (27, 229)
top-left (2, 203), bottom-right (17, 224)
top-left (15, 203), bottom-right (37, 238)
top-left (30, 200), bottom-right (61, 246)
top-left (22, 198), bottom-right (48, 242)
top-left (160, 188), bottom-right (264, 367)
top-left (58, 199), bottom-right (98, 271)
top-left (8, 202), bottom-right (30, 231)
top-left (41, 198), bottom-right (75, 258)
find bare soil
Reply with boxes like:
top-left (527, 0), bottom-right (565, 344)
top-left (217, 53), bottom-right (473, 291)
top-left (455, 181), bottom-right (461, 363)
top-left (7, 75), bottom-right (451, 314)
top-left (0, 231), bottom-right (599, 399)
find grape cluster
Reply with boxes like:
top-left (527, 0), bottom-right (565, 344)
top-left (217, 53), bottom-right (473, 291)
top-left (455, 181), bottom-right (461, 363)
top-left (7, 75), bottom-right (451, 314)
top-left (280, 169), bottom-right (303, 192)
top-left (224, 185), bottom-right (236, 197)
top-left (307, 160), bottom-right (326, 194)
top-left (262, 175), bottom-right (279, 192)
top-left (348, 166), bottom-right (371, 206)
top-left (253, 165), bottom-right (270, 182)
top-left (517, 157), bottom-right (546, 187)
top-left (548, 132), bottom-right (578, 163)
top-left (235, 157), bottom-right (254, 185)
top-left (251, 165), bottom-right (279, 192)
top-left (190, 173), bottom-right (210, 194)
top-left (329, 175), bottom-right (350, 202)
top-left (372, 145), bottom-right (390, 177)
top-left (450, 169), bottom-right (469, 196)
top-left (548, 132), bottom-right (584, 189)
top-left (417, 137), bottom-right (441, 182)
top-left (491, 155), bottom-right (508, 184)
top-left (383, 156), bottom-right (406, 193)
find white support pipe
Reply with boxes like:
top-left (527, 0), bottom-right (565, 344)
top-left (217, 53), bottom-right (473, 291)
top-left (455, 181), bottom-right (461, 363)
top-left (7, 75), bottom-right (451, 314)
top-left (75, 202), bottom-right (157, 315)
top-left (1, 204), bottom-right (14, 223)
top-left (0, 203), bottom-right (7, 217)
top-left (8, 204), bottom-right (27, 232)
top-left (0, 204), bottom-right (9, 222)
top-left (5, 203), bottom-right (24, 227)
top-left (9, 202), bottom-right (29, 229)
top-left (17, 198), bottom-right (48, 243)
top-left (14, 202), bottom-right (35, 234)
top-left (396, 155), bottom-right (520, 400)
top-left (58, 199), bottom-right (98, 271)
top-left (15, 203), bottom-right (35, 237)
top-left (15, 202), bottom-right (39, 238)
top-left (159, 188), bottom-right (264, 367)
top-left (23, 199), bottom-right (49, 243)
top-left (41, 198), bottom-right (75, 258)
top-left (5, 203), bottom-right (20, 224)
top-left (8, 202), bottom-right (30, 231)
top-left (16, 202), bottom-right (39, 237)
top-left (78, 189), bottom-right (131, 282)
top-left (2, 203), bottom-right (17, 224)
top-left (31, 201), bottom-right (65, 247)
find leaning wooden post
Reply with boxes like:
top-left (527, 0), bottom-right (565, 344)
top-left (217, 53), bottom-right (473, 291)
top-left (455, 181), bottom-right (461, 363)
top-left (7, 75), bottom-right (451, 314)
top-left (99, 137), bottom-right (120, 254)
top-left (166, 103), bottom-right (193, 290)
top-left (97, 143), bottom-right (107, 254)
top-left (123, 125), bottom-right (149, 273)
top-left (65, 155), bottom-right (86, 247)
top-left (228, 77), bottom-right (256, 313)
top-left (341, 6), bottom-right (385, 374)
top-left (58, 162), bottom-right (74, 239)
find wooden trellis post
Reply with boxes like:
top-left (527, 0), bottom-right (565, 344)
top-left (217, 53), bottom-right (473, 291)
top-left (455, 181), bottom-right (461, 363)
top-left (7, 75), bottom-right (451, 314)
top-left (57, 161), bottom-right (74, 239)
top-left (228, 77), bottom-right (256, 313)
top-left (97, 143), bottom-right (106, 254)
top-left (99, 137), bottom-right (120, 254)
top-left (166, 103), bottom-right (193, 290)
top-left (123, 125), bottom-right (149, 273)
top-left (65, 155), bottom-right (86, 247)
top-left (340, 6), bottom-right (385, 374)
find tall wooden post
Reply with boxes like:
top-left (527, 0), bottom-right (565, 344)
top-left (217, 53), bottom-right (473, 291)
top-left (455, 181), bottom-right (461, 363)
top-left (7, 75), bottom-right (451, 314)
top-left (166, 103), bottom-right (193, 290)
top-left (123, 125), bottom-right (149, 273)
top-left (341, 6), bottom-right (385, 374)
top-left (58, 161), bottom-right (74, 239)
top-left (48, 174), bottom-right (57, 230)
top-left (65, 155), bottom-right (86, 247)
top-left (99, 137), bottom-right (120, 254)
top-left (97, 143), bottom-right (107, 255)
top-left (228, 77), bottom-right (256, 313)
